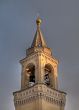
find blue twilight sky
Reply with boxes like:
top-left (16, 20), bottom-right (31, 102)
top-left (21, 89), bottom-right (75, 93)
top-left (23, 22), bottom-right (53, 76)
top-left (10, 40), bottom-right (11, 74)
top-left (0, 0), bottom-right (79, 110)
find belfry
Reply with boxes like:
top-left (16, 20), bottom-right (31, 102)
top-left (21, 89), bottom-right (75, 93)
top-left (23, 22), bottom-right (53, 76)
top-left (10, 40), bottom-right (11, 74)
top-left (13, 17), bottom-right (66, 110)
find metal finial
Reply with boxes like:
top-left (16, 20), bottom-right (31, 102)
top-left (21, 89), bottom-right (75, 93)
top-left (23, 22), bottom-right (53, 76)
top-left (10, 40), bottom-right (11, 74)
top-left (36, 17), bottom-right (42, 26)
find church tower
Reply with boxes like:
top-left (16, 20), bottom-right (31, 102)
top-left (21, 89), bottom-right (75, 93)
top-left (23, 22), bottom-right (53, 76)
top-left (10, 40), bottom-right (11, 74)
top-left (13, 18), bottom-right (66, 110)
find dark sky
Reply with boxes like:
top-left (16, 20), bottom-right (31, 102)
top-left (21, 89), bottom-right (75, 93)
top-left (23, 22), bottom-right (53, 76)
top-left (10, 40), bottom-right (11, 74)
top-left (0, 0), bottom-right (79, 110)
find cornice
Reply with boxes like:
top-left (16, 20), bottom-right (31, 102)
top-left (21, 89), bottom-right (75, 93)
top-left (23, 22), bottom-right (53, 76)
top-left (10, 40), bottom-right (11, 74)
top-left (13, 84), bottom-right (66, 107)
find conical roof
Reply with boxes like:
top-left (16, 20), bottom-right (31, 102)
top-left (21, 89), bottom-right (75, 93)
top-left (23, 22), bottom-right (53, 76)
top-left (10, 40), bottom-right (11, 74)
top-left (31, 17), bottom-right (47, 48)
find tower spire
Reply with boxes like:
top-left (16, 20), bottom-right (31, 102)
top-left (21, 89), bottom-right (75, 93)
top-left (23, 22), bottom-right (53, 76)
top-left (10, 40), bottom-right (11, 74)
top-left (31, 17), bottom-right (47, 48)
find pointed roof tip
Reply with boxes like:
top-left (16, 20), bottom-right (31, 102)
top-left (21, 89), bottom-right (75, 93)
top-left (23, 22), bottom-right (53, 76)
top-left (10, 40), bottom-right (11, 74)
top-left (31, 17), bottom-right (47, 48)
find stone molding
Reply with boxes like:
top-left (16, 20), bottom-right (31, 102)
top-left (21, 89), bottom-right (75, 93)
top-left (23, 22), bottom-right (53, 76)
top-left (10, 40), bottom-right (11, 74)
top-left (26, 47), bottom-right (52, 57)
top-left (20, 51), bottom-right (58, 65)
top-left (13, 84), bottom-right (66, 107)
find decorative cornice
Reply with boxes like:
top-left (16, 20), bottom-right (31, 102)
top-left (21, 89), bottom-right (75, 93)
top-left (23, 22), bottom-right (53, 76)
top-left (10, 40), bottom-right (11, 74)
top-left (13, 84), bottom-right (66, 107)
top-left (20, 50), bottom-right (58, 65)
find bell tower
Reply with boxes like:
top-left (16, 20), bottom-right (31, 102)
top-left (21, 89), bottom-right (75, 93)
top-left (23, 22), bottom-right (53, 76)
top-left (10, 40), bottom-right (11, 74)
top-left (13, 18), bottom-right (66, 110)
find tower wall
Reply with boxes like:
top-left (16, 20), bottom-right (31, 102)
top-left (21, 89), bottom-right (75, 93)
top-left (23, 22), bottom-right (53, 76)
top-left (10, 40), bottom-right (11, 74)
top-left (42, 99), bottom-right (64, 110)
top-left (13, 84), bottom-right (66, 110)
top-left (15, 99), bottom-right (42, 110)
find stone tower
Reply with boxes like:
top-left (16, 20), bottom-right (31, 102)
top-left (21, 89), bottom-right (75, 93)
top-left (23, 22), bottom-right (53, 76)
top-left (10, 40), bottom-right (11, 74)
top-left (13, 18), bottom-right (66, 110)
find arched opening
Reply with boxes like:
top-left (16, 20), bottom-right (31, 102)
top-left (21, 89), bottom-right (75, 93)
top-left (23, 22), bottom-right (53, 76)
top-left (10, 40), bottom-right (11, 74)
top-left (44, 64), bottom-right (54, 87)
top-left (25, 64), bottom-right (35, 87)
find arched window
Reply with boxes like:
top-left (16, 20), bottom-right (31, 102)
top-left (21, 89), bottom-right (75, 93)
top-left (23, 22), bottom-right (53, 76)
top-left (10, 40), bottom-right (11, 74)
top-left (44, 67), bottom-right (50, 85)
top-left (26, 64), bottom-right (35, 87)
top-left (44, 64), bottom-right (54, 87)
